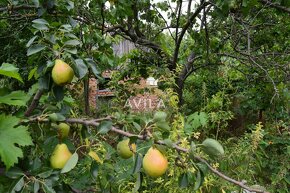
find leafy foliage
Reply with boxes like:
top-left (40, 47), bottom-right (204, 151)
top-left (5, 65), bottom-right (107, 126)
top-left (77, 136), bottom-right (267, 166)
top-left (0, 115), bottom-right (33, 169)
top-left (0, 91), bottom-right (29, 106)
top-left (0, 0), bottom-right (289, 192)
top-left (0, 63), bottom-right (23, 83)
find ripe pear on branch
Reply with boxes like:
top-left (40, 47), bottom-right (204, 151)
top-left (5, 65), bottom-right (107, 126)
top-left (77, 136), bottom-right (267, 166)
top-left (57, 123), bottom-right (70, 139)
top-left (142, 147), bottom-right (168, 178)
top-left (117, 139), bottom-right (136, 159)
top-left (50, 143), bottom-right (72, 169)
top-left (28, 117), bottom-right (269, 193)
top-left (51, 59), bottom-right (74, 86)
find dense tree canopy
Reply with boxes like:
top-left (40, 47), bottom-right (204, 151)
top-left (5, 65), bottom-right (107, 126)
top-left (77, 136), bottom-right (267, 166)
top-left (0, 0), bottom-right (289, 192)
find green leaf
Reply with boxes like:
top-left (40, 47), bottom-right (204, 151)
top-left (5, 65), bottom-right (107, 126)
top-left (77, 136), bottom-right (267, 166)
top-left (187, 172), bottom-right (195, 186)
top-left (0, 115), bottom-right (33, 169)
top-left (90, 161), bottom-right (99, 178)
top-left (186, 112), bottom-right (200, 130)
top-left (60, 24), bottom-right (72, 32)
top-left (32, 0), bottom-right (40, 7)
top-left (38, 75), bottom-right (49, 90)
top-left (32, 23), bottom-right (49, 31)
top-left (36, 168), bottom-right (53, 178)
top-left (5, 167), bottom-right (24, 179)
top-left (73, 59), bottom-right (88, 79)
top-left (201, 138), bottom-right (224, 158)
top-left (199, 112), bottom-right (208, 127)
top-left (61, 153), bottom-right (78, 173)
top-left (66, 1), bottom-right (74, 10)
top-left (64, 48), bottom-right (77, 54)
top-left (34, 181), bottom-right (40, 193)
top-left (8, 176), bottom-right (24, 193)
top-left (154, 144), bottom-right (167, 155)
top-left (30, 157), bottom-right (41, 171)
top-left (132, 122), bottom-right (141, 131)
top-left (194, 169), bottom-right (203, 190)
top-left (28, 67), bottom-right (38, 80)
top-left (46, 34), bottom-right (56, 44)
top-left (178, 173), bottom-right (189, 188)
top-left (192, 115), bottom-right (201, 129)
top-left (0, 63), bottom-right (24, 83)
top-left (69, 16), bottom-right (78, 28)
top-left (64, 39), bottom-right (81, 46)
top-left (22, 187), bottom-right (32, 193)
top-left (98, 121), bottom-right (112, 134)
top-left (32, 18), bottom-right (49, 25)
top-left (0, 91), bottom-right (29, 106)
top-left (186, 112), bottom-right (208, 132)
top-left (85, 58), bottom-right (99, 77)
top-left (187, 112), bottom-right (197, 123)
top-left (152, 131), bottom-right (162, 140)
top-left (156, 121), bottom-right (170, 131)
top-left (27, 84), bottom-right (39, 97)
top-left (153, 111), bottom-right (167, 122)
top-left (52, 85), bottom-right (64, 102)
top-left (133, 172), bottom-right (142, 192)
top-left (26, 36), bottom-right (38, 48)
top-left (189, 141), bottom-right (196, 156)
top-left (27, 44), bottom-right (46, 56)
top-left (163, 139), bottom-right (173, 148)
top-left (65, 33), bottom-right (78, 39)
top-left (184, 123), bottom-right (193, 135)
top-left (42, 183), bottom-right (56, 193)
top-left (196, 162), bottom-right (208, 175)
top-left (48, 113), bottom-right (66, 122)
top-left (132, 153), bottom-right (143, 174)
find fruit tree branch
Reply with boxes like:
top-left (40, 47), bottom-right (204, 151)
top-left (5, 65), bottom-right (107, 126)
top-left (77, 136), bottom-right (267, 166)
top-left (26, 116), bottom-right (269, 193)
top-left (259, 0), bottom-right (290, 14)
top-left (0, 5), bottom-right (36, 12)
top-left (171, 1), bottom-right (210, 71)
top-left (24, 89), bottom-right (43, 117)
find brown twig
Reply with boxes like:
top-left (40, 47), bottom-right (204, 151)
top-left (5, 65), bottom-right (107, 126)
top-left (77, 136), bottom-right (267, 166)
top-left (24, 89), bottom-right (43, 117)
top-left (259, 0), bottom-right (290, 14)
top-left (152, 5), bottom-right (175, 40)
top-left (0, 5), bottom-right (36, 12)
top-left (26, 116), bottom-right (269, 193)
top-left (171, 1), bottom-right (210, 71)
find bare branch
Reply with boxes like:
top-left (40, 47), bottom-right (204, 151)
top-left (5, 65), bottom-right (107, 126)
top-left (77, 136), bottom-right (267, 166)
top-left (24, 89), bottom-right (43, 117)
top-left (177, 57), bottom-right (215, 106)
top-left (187, 0), bottom-right (193, 18)
top-left (171, 1), bottom-right (210, 71)
top-left (175, 0), bottom-right (183, 43)
top-left (152, 5), bottom-right (175, 40)
top-left (0, 4), bottom-right (36, 12)
top-left (131, 0), bottom-right (144, 38)
top-left (203, 6), bottom-right (210, 60)
top-left (248, 56), bottom-right (279, 102)
top-left (259, 0), bottom-right (290, 14)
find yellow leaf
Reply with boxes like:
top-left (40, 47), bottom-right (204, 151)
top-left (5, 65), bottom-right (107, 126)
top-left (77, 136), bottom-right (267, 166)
top-left (88, 151), bottom-right (102, 164)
